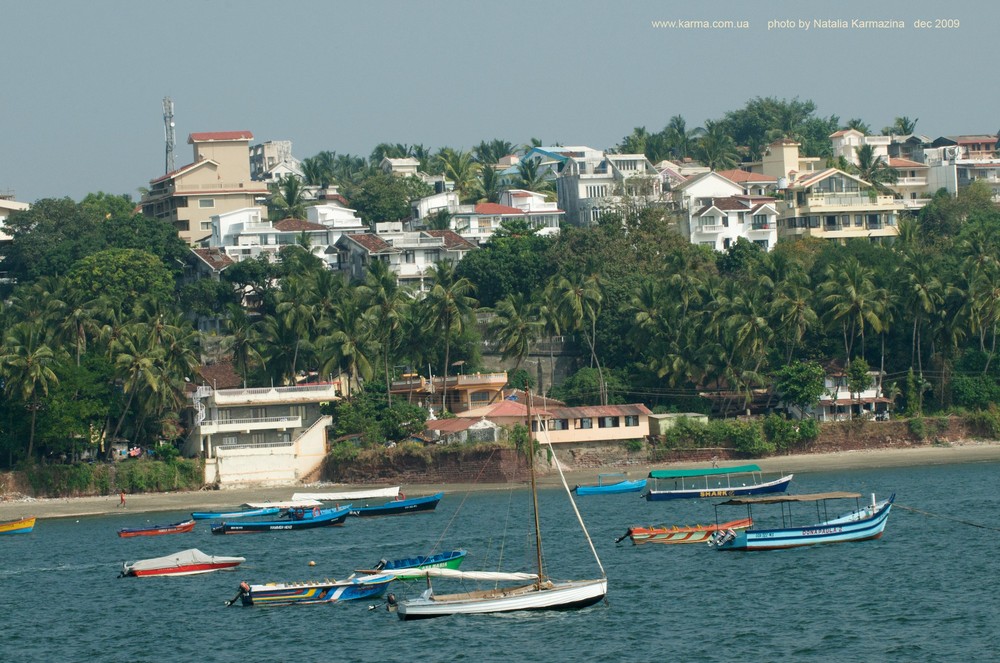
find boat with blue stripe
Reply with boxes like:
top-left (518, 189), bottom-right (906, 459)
top-left (210, 505), bottom-right (351, 534)
top-left (191, 507), bottom-right (282, 520)
top-left (710, 492), bottom-right (894, 551)
top-left (644, 464), bottom-right (792, 501)
top-left (347, 492), bottom-right (442, 517)
top-left (228, 574), bottom-right (394, 607)
top-left (574, 473), bottom-right (647, 495)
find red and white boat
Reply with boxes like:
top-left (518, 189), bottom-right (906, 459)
top-left (616, 518), bottom-right (753, 545)
top-left (119, 548), bottom-right (245, 577)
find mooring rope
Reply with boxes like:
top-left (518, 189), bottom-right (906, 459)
top-left (896, 503), bottom-right (1000, 532)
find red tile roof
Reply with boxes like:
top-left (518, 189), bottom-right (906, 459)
top-left (550, 403), bottom-right (652, 418)
top-left (717, 169), bottom-right (776, 184)
top-left (474, 202), bottom-right (523, 215)
top-left (196, 361), bottom-right (243, 389)
top-left (149, 159), bottom-right (212, 184)
top-left (344, 233), bottom-right (396, 253)
top-left (424, 229), bottom-right (477, 250)
top-left (274, 218), bottom-right (327, 232)
top-left (188, 131), bottom-right (254, 142)
top-left (191, 247), bottom-right (234, 271)
top-left (888, 157), bottom-right (927, 169)
top-left (424, 418), bottom-right (478, 433)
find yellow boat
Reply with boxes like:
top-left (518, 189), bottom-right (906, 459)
top-left (0, 516), bottom-right (36, 535)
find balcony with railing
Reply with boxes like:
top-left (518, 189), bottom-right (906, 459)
top-left (749, 221), bottom-right (774, 231)
top-left (894, 176), bottom-right (927, 187)
top-left (199, 415), bottom-right (302, 435)
top-left (797, 193), bottom-right (897, 211)
top-left (208, 382), bottom-right (340, 406)
top-left (696, 223), bottom-right (722, 233)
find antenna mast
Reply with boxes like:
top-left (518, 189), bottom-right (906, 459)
top-left (162, 97), bottom-right (176, 174)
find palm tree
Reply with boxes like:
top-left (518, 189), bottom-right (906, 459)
top-left (473, 139), bottom-right (516, 165)
top-left (771, 282), bottom-right (818, 364)
top-left (488, 293), bottom-right (541, 374)
top-left (225, 303), bottom-right (263, 382)
top-left (846, 118), bottom-right (872, 135)
top-left (420, 261), bottom-right (478, 413)
top-left (257, 312), bottom-right (311, 386)
top-left (818, 258), bottom-right (885, 362)
top-left (317, 289), bottom-right (378, 397)
top-left (269, 174), bottom-right (309, 219)
top-left (513, 158), bottom-right (552, 194)
top-left (618, 127), bottom-right (650, 155)
top-left (663, 115), bottom-right (701, 161)
top-left (901, 249), bottom-right (945, 381)
top-left (0, 322), bottom-right (60, 459)
top-left (435, 148), bottom-right (481, 202)
top-left (361, 260), bottom-right (412, 404)
top-left (550, 273), bottom-right (606, 404)
top-left (301, 151), bottom-right (336, 188)
top-left (476, 165), bottom-right (506, 204)
top-left (695, 122), bottom-right (740, 171)
top-left (893, 116), bottom-right (918, 135)
top-left (853, 144), bottom-right (898, 195)
top-left (107, 325), bottom-right (164, 454)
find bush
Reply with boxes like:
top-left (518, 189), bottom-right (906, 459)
top-left (763, 414), bottom-right (798, 452)
top-left (965, 406), bottom-right (1000, 439)
top-left (908, 417), bottom-right (927, 440)
top-left (621, 439), bottom-right (644, 453)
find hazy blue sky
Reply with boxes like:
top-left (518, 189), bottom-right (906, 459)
top-left (3, 0), bottom-right (994, 203)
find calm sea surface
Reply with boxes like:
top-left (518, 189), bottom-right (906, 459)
top-left (2, 461), bottom-right (999, 663)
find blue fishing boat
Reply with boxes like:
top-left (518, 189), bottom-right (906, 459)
top-left (191, 507), bottom-right (281, 520)
top-left (710, 492), bottom-right (895, 551)
top-left (226, 573), bottom-right (394, 607)
top-left (574, 473), bottom-right (647, 495)
top-left (644, 464), bottom-right (792, 501)
top-left (361, 550), bottom-right (467, 579)
top-left (347, 492), bottom-right (442, 517)
top-left (210, 505), bottom-right (351, 534)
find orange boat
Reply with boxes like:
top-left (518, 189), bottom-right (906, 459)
top-left (118, 519), bottom-right (195, 538)
top-left (616, 518), bottom-right (753, 545)
top-left (0, 516), bottom-right (36, 535)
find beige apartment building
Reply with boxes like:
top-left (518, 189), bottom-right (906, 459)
top-left (141, 131), bottom-right (270, 245)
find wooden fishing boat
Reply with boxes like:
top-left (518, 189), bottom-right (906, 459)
top-left (710, 492), bottom-right (894, 551)
top-left (359, 550), bottom-right (467, 579)
top-left (0, 516), bottom-right (36, 535)
top-left (347, 492), bottom-right (443, 518)
top-left (616, 518), bottom-right (753, 545)
top-left (191, 507), bottom-right (281, 520)
top-left (210, 505), bottom-right (350, 534)
top-left (241, 499), bottom-right (322, 510)
top-left (117, 519), bottom-right (195, 538)
top-left (227, 573), bottom-right (394, 607)
top-left (119, 548), bottom-right (245, 577)
top-left (644, 464), bottom-right (793, 501)
top-left (573, 473), bottom-right (647, 496)
top-left (292, 486), bottom-right (400, 501)
top-left (395, 389), bottom-right (607, 620)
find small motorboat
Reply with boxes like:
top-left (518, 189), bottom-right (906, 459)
top-left (211, 505), bottom-right (351, 534)
top-left (191, 507), bottom-right (281, 520)
top-left (347, 492), bottom-right (442, 517)
top-left (358, 550), bottom-right (467, 579)
top-left (226, 574), bottom-right (394, 607)
top-left (118, 519), bottom-right (195, 538)
top-left (0, 516), bottom-right (36, 535)
top-left (119, 548), bottom-right (246, 577)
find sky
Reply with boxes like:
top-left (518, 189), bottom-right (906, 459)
top-left (3, 0), bottom-right (996, 203)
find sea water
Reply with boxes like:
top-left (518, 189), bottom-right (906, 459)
top-left (2, 461), bottom-right (998, 663)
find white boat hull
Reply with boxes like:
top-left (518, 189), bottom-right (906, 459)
top-left (396, 578), bottom-right (607, 620)
top-left (292, 487), bottom-right (400, 501)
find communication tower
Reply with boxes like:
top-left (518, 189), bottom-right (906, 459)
top-left (163, 97), bottom-right (176, 174)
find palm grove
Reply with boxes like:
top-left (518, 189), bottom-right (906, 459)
top-left (3, 97), bottom-right (1000, 469)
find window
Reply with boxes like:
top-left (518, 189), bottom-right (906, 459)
top-left (470, 390), bottom-right (490, 404)
top-left (624, 415), bottom-right (639, 427)
top-left (530, 420), bottom-right (547, 432)
top-left (403, 250), bottom-right (415, 264)
top-left (753, 239), bottom-right (769, 250)
top-left (576, 417), bottom-right (593, 429)
top-left (549, 419), bottom-right (569, 431)
top-left (598, 416), bottom-right (620, 428)
top-left (199, 199), bottom-right (215, 209)
top-left (200, 221), bottom-right (212, 231)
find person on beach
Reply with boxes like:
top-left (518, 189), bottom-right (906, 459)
top-left (118, 489), bottom-right (126, 507)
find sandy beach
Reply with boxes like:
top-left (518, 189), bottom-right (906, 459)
top-left (3, 441), bottom-right (1000, 521)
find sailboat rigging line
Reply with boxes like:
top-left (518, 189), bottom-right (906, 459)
top-left (529, 392), bottom-right (607, 579)
top-left (895, 504), bottom-right (1000, 531)
top-left (427, 445), bottom-right (502, 556)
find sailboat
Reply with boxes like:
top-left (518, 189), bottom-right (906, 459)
top-left (392, 389), bottom-right (607, 620)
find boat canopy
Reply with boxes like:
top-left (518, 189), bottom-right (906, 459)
top-left (377, 567), bottom-right (538, 582)
top-left (719, 491), bottom-right (862, 505)
top-left (648, 464), bottom-right (762, 479)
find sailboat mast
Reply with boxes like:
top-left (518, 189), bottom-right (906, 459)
top-left (525, 388), bottom-right (544, 588)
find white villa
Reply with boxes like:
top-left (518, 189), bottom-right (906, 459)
top-left (672, 171), bottom-right (779, 251)
top-left (184, 377), bottom-right (343, 487)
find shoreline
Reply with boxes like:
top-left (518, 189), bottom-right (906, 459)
top-left (3, 441), bottom-right (1000, 521)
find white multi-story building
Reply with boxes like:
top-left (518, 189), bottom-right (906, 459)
top-left (185, 379), bottom-right (342, 486)
top-left (673, 172), bottom-right (778, 251)
top-left (249, 140), bottom-right (303, 182)
top-left (556, 148), bottom-right (664, 226)
top-left (335, 223), bottom-right (477, 292)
